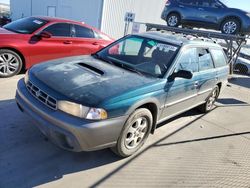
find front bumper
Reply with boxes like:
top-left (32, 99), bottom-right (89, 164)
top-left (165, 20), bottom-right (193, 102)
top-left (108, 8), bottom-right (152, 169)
top-left (15, 79), bottom-right (128, 152)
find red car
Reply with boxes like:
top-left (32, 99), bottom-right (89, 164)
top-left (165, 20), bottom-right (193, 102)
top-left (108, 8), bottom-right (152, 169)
top-left (0, 16), bottom-right (114, 78)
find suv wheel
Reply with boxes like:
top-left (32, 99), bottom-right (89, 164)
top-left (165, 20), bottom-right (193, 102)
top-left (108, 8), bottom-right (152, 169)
top-left (0, 49), bottom-right (23, 78)
top-left (167, 13), bottom-right (180, 27)
top-left (111, 108), bottom-right (153, 157)
top-left (221, 19), bottom-right (240, 34)
top-left (198, 86), bottom-right (219, 113)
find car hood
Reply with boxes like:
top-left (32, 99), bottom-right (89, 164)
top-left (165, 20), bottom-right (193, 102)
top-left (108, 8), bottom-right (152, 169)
top-left (30, 55), bottom-right (156, 107)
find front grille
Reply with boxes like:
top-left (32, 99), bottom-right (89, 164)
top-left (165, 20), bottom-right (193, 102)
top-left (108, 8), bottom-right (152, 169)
top-left (26, 81), bottom-right (57, 110)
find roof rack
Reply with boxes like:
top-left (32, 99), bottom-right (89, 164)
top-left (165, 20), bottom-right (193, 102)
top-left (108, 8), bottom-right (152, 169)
top-left (146, 23), bottom-right (248, 74)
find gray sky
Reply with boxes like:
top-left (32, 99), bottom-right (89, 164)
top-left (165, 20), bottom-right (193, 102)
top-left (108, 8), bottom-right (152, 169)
top-left (0, 0), bottom-right (9, 4)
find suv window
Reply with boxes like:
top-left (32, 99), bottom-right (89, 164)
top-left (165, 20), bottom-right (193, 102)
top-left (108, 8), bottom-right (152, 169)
top-left (43, 23), bottom-right (71, 37)
top-left (74, 25), bottom-right (95, 38)
top-left (175, 48), bottom-right (199, 73)
top-left (210, 49), bottom-right (227, 67)
top-left (198, 48), bottom-right (214, 71)
top-left (178, 0), bottom-right (197, 6)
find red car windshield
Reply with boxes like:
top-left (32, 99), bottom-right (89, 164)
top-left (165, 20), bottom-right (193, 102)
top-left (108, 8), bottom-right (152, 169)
top-left (3, 17), bottom-right (48, 34)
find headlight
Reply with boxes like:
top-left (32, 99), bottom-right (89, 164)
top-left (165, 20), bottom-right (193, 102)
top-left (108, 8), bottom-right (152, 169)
top-left (57, 101), bottom-right (108, 120)
top-left (24, 69), bottom-right (29, 84)
top-left (86, 108), bottom-right (108, 120)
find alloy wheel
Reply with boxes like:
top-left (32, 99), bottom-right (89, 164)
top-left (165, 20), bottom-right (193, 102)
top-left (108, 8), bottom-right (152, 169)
top-left (223, 21), bottom-right (237, 34)
top-left (168, 15), bottom-right (178, 27)
top-left (124, 117), bottom-right (149, 150)
top-left (0, 52), bottom-right (20, 77)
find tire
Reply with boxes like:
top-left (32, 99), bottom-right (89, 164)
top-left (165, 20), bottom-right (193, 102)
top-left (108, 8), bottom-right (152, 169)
top-left (0, 49), bottom-right (23, 78)
top-left (198, 86), bottom-right (220, 113)
top-left (111, 108), bottom-right (153, 158)
top-left (221, 18), bottom-right (240, 34)
top-left (234, 64), bottom-right (248, 75)
top-left (167, 13), bottom-right (180, 27)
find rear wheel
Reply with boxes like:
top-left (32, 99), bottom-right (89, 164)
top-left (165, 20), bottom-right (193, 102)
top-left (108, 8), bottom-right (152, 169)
top-left (167, 13), bottom-right (180, 27)
top-left (0, 49), bottom-right (23, 78)
top-left (198, 86), bottom-right (219, 113)
top-left (111, 108), bottom-right (153, 157)
top-left (221, 18), bottom-right (240, 34)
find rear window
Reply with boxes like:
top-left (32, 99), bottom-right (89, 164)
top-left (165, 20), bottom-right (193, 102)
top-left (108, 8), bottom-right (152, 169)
top-left (3, 17), bottom-right (48, 34)
top-left (210, 49), bottom-right (227, 67)
top-left (74, 25), bottom-right (95, 38)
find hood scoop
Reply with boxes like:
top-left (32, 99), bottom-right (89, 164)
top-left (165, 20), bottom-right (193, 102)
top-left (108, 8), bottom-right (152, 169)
top-left (77, 63), bottom-right (104, 76)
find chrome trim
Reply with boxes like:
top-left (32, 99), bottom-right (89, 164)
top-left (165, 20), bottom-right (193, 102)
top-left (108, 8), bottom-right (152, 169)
top-left (164, 94), bottom-right (198, 108)
top-left (198, 88), bottom-right (213, 96)
top-left (26, 81), bottom-right (57, 110)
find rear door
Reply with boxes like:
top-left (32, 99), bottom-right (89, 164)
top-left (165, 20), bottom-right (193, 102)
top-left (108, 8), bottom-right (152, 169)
top-left (160, 47), bottom-right (200, 119)
top-left (177, 0), bottom-right (202, 23)
top-left (195, 48), bottom-right (218, 103)
top-left (70, 24), bottom-right (108, 56)
top-left (29, 23), bottom-right (74, 64)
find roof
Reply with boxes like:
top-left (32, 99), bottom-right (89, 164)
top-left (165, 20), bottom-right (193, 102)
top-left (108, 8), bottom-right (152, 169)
top-left (33, 16), bottom-right (84, 25)
top-left (135, 31), bottom-right (222, 48)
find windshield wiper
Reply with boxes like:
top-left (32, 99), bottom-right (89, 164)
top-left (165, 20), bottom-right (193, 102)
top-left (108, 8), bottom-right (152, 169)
top-left (92, 54), bottom-right (144, 76)
top-left (119, 63), bottom-right (144, 76)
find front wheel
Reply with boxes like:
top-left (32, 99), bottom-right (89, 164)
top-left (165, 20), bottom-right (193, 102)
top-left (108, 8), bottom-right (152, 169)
top-left (167, 13), bottom-right (180, 27)
top-left (198, 86), bottom-right (220, 113)
top-left (221, 19), bottom-right (240, 34)
top-left (0, 49), bottom-right (23, 78)
top-left (111, 108), bottom-right (153, 158)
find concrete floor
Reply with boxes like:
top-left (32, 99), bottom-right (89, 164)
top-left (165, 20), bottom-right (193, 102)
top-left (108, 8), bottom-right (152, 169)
top-left (0, 74), bottom-right (250, 188)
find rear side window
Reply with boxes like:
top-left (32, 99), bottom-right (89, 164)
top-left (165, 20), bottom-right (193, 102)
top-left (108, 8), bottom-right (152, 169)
top-left (74, 25), bottom-right (95, 38)
top-left (43, 23), bottom-right (71, 37)
top-left (210, 49), bottom-right (227, 67)
top-left (175, 48), bottom-right (199, 73)
top-left (198, 48), bottom-right (214, 71)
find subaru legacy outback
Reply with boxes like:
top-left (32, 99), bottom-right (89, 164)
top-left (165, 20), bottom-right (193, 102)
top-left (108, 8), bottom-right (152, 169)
top-left (161, 0), bottom-right (250, 34)
top-left (16, 32), bottom-right (229, 157)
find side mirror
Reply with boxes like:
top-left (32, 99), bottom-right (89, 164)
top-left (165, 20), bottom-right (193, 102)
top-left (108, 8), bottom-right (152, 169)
top-left (168, 70), bottom-right (193, 81)
top-left (36, 31), bottom-right (52, 39)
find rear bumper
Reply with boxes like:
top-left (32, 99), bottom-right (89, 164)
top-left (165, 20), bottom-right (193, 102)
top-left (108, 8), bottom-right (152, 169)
top-left (16, 79), bottom-right (128, 152)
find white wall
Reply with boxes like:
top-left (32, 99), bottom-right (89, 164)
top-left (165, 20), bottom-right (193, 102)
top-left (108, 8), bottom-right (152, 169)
top-left (101, 0), bottom-right (166, 39)
top-left (10, 0), bottom-right (103, 28)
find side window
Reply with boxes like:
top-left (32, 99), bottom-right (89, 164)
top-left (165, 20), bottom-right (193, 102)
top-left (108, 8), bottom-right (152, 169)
top-left (74, 25), bottom-right (94, 38)
top-left (210, 49), bottom-right (227, 67)
top-left (176, 48), bottom-right (199, 73)
top-left (43, 23), bottom-right (71, 37)
top-left (198, 48), bottom-right (214, 71)
top-left (178, 0), bottom-right (197, 6)
top-left (198, 0), bottom-right (211, 7)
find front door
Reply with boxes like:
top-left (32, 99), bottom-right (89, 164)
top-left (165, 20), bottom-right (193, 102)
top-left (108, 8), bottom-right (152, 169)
top-left (28, 23), bottom-right (73, 64)
top-left (160, 47), bottom-right (199, 120)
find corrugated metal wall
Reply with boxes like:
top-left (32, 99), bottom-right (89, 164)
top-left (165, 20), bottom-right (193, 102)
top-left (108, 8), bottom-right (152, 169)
top-left (101, 0), bottom-right (166, 39)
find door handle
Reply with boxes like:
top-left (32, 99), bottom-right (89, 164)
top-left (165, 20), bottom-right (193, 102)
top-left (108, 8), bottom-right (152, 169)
top-left (198, 8), bottom-right (204, 11)
top-left (179, 5), bottom-right (184, 8)
top-left (92, 42), bottom-right (99, 45)
top-left (63, 41), bottom-right (72, 44)
top-left (194, 81), bottom-right (199, 87)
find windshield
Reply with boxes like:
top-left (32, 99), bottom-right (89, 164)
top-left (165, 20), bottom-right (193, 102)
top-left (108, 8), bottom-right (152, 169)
top-left (3, 17), bottom-right (48, 34)
top-left (95, 35), bottom-right (180, 78)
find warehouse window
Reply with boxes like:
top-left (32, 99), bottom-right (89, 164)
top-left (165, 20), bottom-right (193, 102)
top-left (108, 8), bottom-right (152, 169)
top-left (74, 25), bottom-right (94, 38)
top-left (43, 23), bottom-right (71, 37)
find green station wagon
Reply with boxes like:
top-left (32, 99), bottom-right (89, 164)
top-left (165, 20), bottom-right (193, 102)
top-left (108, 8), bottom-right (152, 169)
top-left (16, 32), bottom-right (229, 157)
